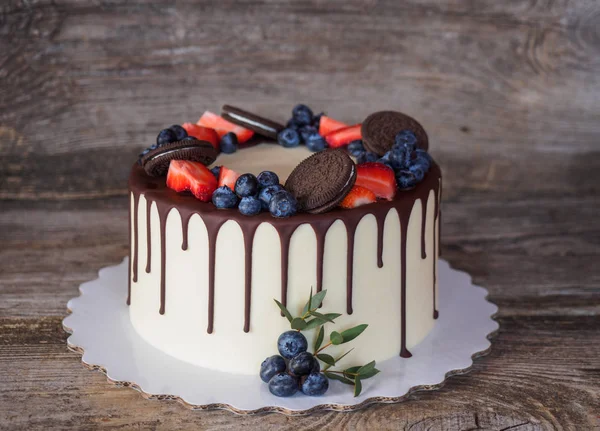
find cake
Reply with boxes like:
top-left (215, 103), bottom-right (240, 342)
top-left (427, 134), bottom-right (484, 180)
top-left (127, 105), bottom-right (441, 381)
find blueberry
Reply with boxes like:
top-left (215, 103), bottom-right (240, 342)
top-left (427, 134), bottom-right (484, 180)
top-left (289, 352), bottom-right (319, 377)
top-left (180, 136), bottom-right (197, 142)
top-left (347, 140), bottom-right (365, 158)
top-left (299, 125), bottom-right (318, 143)
top-left (286, 118), bottom-right (303, 130)
top-left (212, 186), bottom-right (239, 209)
top-left (311, 112), bottom-right (324, 129)
top-left (388, 148), bottom-right (408, 170)
top-left (396, 170), bottom-right (417, 189)
top-left (292, 104), bottom-right (313, 126)
top-left (220, 132), bottom-right (238, 154)
top-left (259, 184), bottom-right (284, 210)
top-left (260, 355), bottom-right (287, 383)
top-left (277, 128), bottom-right (301, 148)
top-left (376, 158), bottom-right (394, 170)
top-left (235, 173), bottom-right (259, 197)
top-left (269, 190), bottom-right (298, 218)
top-left (300, 372), bottom-right (329, 396)
top-left (238, 196), bottom-right (262, 216)
top-left (157, 128), bottom-right (177, 147)
top-left (257, 171), bottom-right (280, 189)
top-left (394, 130), bottom-right (417, 151)
top-left (211, 165), bottom-right (222, 179)
top-left (305, 135), bottom-right (327, 152)
top-left (408, 163), bottom-right (426, 183)
top-left (414, 149), bottom-right (432, 171)
top-left (277, 330), bottom-right (308, 359)
top-left (356, 151), bottom-right (379, 164)
top-left (169, 125), bottom-right (188, 141)
top-left (268, 373), bottom-right (299, 397)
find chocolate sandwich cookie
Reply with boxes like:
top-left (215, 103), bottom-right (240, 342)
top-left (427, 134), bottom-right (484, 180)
top-left (285, 149), bottom-right (357, 214)
top-left (221, 105), bottom-right (285, 140)
top-left (141, 139), bottom-right (218, 177)
top-left (361, 111), bottom-right (429, 156)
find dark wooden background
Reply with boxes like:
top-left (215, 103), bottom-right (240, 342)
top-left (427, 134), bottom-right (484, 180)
top-left (1, 0), bottom-right (599, 429)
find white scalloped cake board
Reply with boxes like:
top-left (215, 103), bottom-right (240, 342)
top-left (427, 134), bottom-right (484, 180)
top-left (63, 258), bottom-right (498, 415)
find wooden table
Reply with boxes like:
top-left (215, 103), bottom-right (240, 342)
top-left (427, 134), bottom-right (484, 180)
top-left (1, 1), bottom-right (599, 429)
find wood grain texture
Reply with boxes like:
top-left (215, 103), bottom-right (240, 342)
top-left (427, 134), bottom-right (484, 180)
top-left (1, 0), bottom-right (599, 429)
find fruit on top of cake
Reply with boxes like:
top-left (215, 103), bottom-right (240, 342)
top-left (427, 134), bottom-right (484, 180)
top-left (356, 151), bottom-right (379, 164)
top-left (277, 128), bottom-right (301, 148)
top-left (217, 166), bottom-right (240, 190)
top-left (269, 190), bottom-right (298, 218)
top-left (166, 160), bottom-right (217, 202)
top-left (394, 129), bottom-right (418, 149)
top-left (197, 111), bottom-right (254, 143)
top-left (312, 112), bottom-right (324, 129)
top-left (268, 373), bottom-right (299, 397)
top-left (259, 184), bottom-right (283, 210)
top-left (212, 186), bottom-right (239, 209)
top-left (277, 330), bottom-right (308, 359)
top-left (219, 132), bottom-right (238, 154)
top-left (339, 185), bottom-right (377, 209)
top-left (305, 133), bottom-right (328, 152)
top-left (181, 123), bottom-right (219, 149)
top-left (318, 115), bottom-right (348, 136)
top-left (238, 196), bottom-right (262, 216)
top-left (377, 130), bottom-right (433, 189)
top-left (325, 124), bottom-right (362, 148)
top-left (169, 124), bottom-right (188, 141)
top-left (355, 162), bottom-right (397, 200)
top-left (289, 351), bottom-right (320, 377)
top-left (260, 355), bottom-right (287, 383)
top-left (210, 165), bottom-right (221, 179)
top-left (256, 171), bottom-right (279, 189)
top-left (157, 128), bottom-right (178, 147)
top-left (234, 173), bottom-right (259, 198)
top-left (292, 104), bottom-right (314, 126)
top-left (300, 372), bottom-right (330, 396)
top-left (347, 139), bottom-right (365, 158)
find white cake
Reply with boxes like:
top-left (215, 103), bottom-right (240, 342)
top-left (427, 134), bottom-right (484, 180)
top-left (128, 143), bottom-right (441, 375)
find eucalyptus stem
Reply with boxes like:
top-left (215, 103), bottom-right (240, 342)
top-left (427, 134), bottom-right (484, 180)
top-left (314, 341), bottom-right (332, 355)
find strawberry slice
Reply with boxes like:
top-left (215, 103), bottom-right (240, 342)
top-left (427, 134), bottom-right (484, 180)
top-left (325, 124), bottom-right (362, 148)
top-left (318, 116), bottom-right (348, 136)
top-left (355, 162), bottom-right (397, 200)
top-left (197, 111), bottom-right (254, 143)
top-left (340, 185), bottom-right (377, 209)
top-left (182, 123), bottom-right (219, 150)
top-left (166, 160), bottom-right (217, 202)
top-left (217, 166), bottom-right (240, 190)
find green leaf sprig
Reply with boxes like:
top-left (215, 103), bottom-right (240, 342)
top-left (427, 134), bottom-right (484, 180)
top-left (274, 288), bottom-right (380, 397)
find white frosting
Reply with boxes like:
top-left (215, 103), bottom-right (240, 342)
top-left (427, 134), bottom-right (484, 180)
top-left (129, 144), bottom-right (439, 375)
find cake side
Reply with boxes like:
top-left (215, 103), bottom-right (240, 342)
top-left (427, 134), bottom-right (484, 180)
top-left (128, 161), bottom-right (441, 375)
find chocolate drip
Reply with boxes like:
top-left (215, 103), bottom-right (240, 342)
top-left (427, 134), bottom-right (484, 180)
top-left (127, 162), bottom-right (442, 356)
top-left (375, 212), bottom-right (386, 268)
top-left (158, 208), bottom-right (168, 315)
top-left (433, 178), bottom-right (441, 319)
top-left (420, 196), bottom-right (429, 260)
top-left (242, 224), bottom-right (260, 333)
top-left (312, 220), bottom-right (336, 295)
top-left (344, 218), bottom-right (361, 315)
top-left (277, 225), bottom-right (296, 308)
top-left (145, 198), bottom-right (152, 274)
top-left (181, 212), bottom-right (193, 251)
top-left (398, 208), bottom-right (412, 358)
top-left (204, 218), bottom-right (226, 334)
